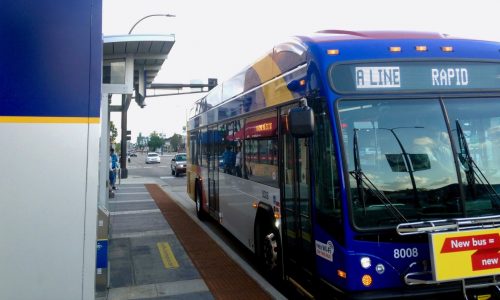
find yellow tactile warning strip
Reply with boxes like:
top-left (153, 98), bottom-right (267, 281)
top-left (157, 242), bottom-right (180, 269)
top-left (145, 184), bottom-right (272, 300)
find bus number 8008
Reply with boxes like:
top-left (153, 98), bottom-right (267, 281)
top-left (393, 248), bottom-right (419, 259)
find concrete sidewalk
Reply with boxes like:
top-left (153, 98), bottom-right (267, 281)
top-left (96, 174), bottom-right (286, 300)
top-left (96, 177), bottom-right (213, 300)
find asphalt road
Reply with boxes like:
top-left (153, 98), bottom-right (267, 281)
top-left (124, 152), bottom-right (179, 180)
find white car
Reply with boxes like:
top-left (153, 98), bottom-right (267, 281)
top-left (145, 152), bottom-right (161, 164)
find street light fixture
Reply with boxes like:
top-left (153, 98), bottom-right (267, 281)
top-left (128, 14), bottom-right (176, 34)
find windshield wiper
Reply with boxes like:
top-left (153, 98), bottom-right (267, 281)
top-left (350, 129), bottom-right (409, 223)
top-left (456, 120), bottom-right (500, 207)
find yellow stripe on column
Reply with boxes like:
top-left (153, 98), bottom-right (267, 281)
top-left (157, 242), bottom-right (179, 269)
top-left (0, 116), bottom-right (100, 124)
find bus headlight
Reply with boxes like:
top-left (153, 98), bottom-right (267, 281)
top-left (360, 257), bottom-right (371, 269)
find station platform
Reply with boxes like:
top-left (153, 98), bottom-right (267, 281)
top-left (96, 176), bottom-right (286, 300)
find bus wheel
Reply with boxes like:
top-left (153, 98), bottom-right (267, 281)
top-left (257, 223), bottom-right (281, 277)
top-left (263, 231), bottom-right (279, 270)
top-left (195, 186), bottom-right (205, 220)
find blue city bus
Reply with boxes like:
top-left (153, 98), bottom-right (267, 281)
top-left (186, 30), bottom-right (500, 299)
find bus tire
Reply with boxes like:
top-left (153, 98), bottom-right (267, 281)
top-left (195, 184), bottom-right (205, 220)
top-left (255, 217), bottom-right (282, 278)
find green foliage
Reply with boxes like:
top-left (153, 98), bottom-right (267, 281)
top-left (109, 121), bottom-right (118, 143)
top-left (169, 133), bottom-right (183, 152)
top-left (136, 132), bottom-right (148, 150)
top-left (148, 131), bottom-right (164, 151)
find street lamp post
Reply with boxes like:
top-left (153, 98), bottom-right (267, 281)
top-left (128, 14), bottom-right (176, 34)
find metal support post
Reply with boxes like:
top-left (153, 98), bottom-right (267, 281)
top-left (120, 94), bottom-right (131, 179)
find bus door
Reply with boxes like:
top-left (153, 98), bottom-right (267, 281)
top-left (207, 125), bottom-right (219, 217)
top-left (281, 108), bottom-right (314, 287)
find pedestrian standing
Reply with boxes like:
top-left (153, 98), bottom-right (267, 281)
top-left (110, 148), bottom-right (118, 190)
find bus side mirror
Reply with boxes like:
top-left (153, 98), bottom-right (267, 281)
top-left (288, 105), bottom-right (314, 138)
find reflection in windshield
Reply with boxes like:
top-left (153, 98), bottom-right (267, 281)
top-left (339, 99), bottom-right (461, 228)
top-left (445, 98), bottom-right (500, 216)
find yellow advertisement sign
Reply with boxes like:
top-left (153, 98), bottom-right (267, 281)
top-left (430, 228), bottom-right (500, 281)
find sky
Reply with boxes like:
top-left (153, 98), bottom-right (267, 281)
top-left (103, 0), bottom-right (500, 142)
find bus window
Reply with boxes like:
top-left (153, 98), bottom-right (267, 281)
top-left (244, 111), bottom-right (278, 187)
top-left (189, 130), bottom-right (199, 165)
top-left (338, 99), bottom-right (461, 229)
top-left (311, 99), bottom-right (343, 241)
top-left (201, 127), bottom-right (208, 167)
top-left (444, 98), bottom-right (500, 217)
top-left (220, 119), bottom-right (244, 176)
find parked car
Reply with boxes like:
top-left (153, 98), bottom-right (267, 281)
top-left (171, 153), bottom-right (187, 177)
top-left (145, 152), bottom-right (160, 164)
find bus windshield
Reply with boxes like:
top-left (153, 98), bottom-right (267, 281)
top-left (338, 98), bottom-right (500, 229)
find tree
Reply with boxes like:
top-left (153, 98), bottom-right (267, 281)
top-left (136, 132), bottom-right (147, 150)
top-left (169, 133), bottom-right (183, 152)
top-left (148, 131), bottom-right (164, 152)
top-left (109, 121), bottom-right (118, 144)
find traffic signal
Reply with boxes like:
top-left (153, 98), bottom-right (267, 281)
top-left (135, 95), bottom-right (146, 108)
top-left (208, 78), bottom-right (218, 90)
top-left (126, 130), bottom-right (131, 141)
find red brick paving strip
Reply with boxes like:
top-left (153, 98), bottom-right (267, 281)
top-left (145, 184), bottom-right (273, 300)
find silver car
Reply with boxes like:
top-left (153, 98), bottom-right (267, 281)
top-left (170, 153), bottom-right (187, 177)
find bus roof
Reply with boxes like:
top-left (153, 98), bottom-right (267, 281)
top-left (189, 30), bottom-right (500, 121)
top-left (299, 30), bottom-right (450, 43)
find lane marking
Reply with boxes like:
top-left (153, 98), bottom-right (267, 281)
top-left (115, 192), bottom-right (150, 195)
top-left (111, 229), bottom-right (174, 239)
top-left (110, 209), bottom-right (161, 216)
top-left (115, 186), bottom-right (147, 190)
top-left (108, 199), bottom-right (154, 204)
top-left (157, 242), bottom-right (179, 269)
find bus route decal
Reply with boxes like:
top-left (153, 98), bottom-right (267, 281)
top-left (430, 228), bottom-right (500, 281)
top-left (355, 66), bottom-right (401, 89)
top-left (315, 240), bottom-right (334, 262)
top-left (331, 61), bottom-right (500, 93)
top-left (431, 68), bottom-right (469, 86)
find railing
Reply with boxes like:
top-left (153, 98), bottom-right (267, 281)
top-left (396, 215), bottom-right (500, 235)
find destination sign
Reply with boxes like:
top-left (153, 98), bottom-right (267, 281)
top-left (430, 228), bottom-right (500, 281)
top-left (330, 61), bottom-right (500, 93)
